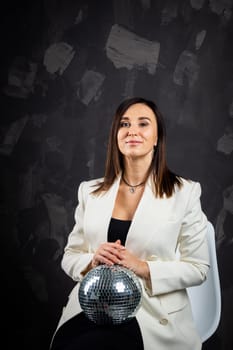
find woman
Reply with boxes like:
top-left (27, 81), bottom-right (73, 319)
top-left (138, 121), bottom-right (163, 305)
top-left (50, 97), bottom-right (210, 350)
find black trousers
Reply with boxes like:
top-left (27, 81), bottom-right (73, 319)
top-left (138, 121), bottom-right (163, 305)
top-left (51, 312), bottom-right (144, 350)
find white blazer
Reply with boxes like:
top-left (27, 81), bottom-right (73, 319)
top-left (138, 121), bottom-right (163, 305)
top-left (51, 176), bottom-right (210, 350)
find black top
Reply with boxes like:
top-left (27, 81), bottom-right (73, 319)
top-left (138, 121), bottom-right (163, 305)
top-left (107, 217), bottom-right (131, 245)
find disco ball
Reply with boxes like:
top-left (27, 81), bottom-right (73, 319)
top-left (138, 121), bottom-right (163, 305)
top-left (78, 264), bottom-right (142, 325)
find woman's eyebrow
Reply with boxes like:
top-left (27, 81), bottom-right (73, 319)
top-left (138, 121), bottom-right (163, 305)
top-left (138, 116), bottom-right (151, 120)
top-left (120, 116), bottom-right (151, 120)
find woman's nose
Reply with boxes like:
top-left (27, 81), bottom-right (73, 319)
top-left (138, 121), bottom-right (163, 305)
top-left (127, 130), bottom-right (137, 136)
top-left (127, 126), bottom-right (138, 136)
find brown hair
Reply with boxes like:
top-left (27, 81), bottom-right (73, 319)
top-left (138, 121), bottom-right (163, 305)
top-left (92, 97), bottom-right (183, 197)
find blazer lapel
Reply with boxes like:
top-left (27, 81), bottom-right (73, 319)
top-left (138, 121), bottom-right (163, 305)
top-left (125, 182), bottom-right (157, 256)
top-left (85, 176), bottom-right (121, 248)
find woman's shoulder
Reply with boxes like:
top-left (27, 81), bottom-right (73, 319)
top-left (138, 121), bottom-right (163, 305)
top-left (176, 176), bottom-right (202, 196)
top-left (78, 177), bottom-right (104, 194)
top-left (81, 177), bottom-right (104, 186)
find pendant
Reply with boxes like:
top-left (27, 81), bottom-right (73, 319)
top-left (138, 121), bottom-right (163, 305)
top-left (129, 187), bottom-right (135, 193)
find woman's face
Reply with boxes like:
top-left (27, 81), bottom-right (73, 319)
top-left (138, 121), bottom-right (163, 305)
top-left (117, 103), bottom-right (158, 160)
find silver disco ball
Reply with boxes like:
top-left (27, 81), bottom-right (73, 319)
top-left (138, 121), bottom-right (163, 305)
top-left (78, 264), bottom-right (142, 325)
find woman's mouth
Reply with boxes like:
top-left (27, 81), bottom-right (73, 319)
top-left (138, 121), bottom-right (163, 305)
top-left (126, 140), bottom-right (142, 144)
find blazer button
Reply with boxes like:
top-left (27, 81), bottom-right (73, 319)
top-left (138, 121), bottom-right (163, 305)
top-left (159, 318), bottom-right (168, 325)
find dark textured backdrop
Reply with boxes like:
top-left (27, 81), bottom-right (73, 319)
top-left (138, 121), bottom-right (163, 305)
top-left (1, 0), bottom-right (232, 349)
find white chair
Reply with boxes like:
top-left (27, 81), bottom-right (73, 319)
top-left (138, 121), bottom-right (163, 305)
top-left (187, 221), bottom-right (221, 343)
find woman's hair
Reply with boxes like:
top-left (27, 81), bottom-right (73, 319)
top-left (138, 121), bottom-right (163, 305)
top-left (92, 97), bottom-right (183, 197)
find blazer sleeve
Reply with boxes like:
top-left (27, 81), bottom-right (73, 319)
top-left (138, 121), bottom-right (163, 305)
top-left (61, 181), bottom-right (94, 281)
top-left (146, 181), bottom-right (210, 296)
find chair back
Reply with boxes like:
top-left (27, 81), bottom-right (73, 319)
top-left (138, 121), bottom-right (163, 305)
top-left (187, 221), bottom-right (221, 343)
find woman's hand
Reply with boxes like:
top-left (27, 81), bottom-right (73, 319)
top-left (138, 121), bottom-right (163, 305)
top-left (91, 240), bottom-right (125, 268)
top-left (92, 240), bottom-right (150, 280)
top-left (118, 248), bottom-right (150, 279)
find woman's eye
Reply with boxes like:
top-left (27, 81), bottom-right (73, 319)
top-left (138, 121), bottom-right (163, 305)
top-left (139, 122), bottom-right (149, 127)
top-left (120, 121), bottom-right (130, 128)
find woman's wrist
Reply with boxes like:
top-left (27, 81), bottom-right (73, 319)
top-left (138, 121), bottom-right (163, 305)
top-left (137, 260), bottom-right (150, 279)
top-left (81, 261), bottom-right (93, 276)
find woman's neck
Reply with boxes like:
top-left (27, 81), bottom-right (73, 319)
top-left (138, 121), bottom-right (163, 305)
top-left (123, 160), bottom-right (151, 185)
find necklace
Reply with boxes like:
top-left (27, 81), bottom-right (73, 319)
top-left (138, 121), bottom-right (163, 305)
top-left (122, 175), bottom-right (145, 193)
